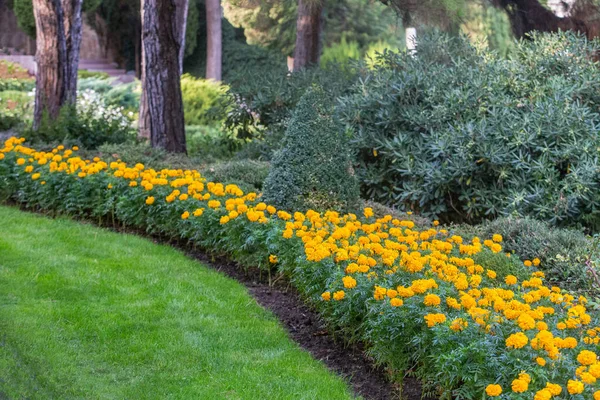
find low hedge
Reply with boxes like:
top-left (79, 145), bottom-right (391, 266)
top-left (2, 136), bottom-right (600, 399)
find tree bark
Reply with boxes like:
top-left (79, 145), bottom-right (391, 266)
top-left (141, 0), bottom-right (187, 153)
top-left (205, 0), bottom-right (222, 81)
top-left (293, 0), bottom-right (323, 71)
top-left (32, 0), bottom-right (82, 129)
top-left (138, 0), bottom-right (150, 140)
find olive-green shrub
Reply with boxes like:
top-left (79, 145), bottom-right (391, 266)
top-left (341, 31), bottom-right (600, 229)
top-left (180, 74), bottom-right (230, 127)
top-left (263, 87), bottom-right (359, 212)
top-left (454, 217), bottom-right (594, 292)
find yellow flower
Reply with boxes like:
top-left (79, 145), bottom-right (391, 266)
top-left (505, 275), bottom-right (518, 285)
top-left (505, 332), bottom-right (528, 349)
top-left (219, 216), bottom-right (230, 224)
top-left (31, 173), bottom-right (40, 180)
top-left (25, 165), bottom-right (33, 173)
top-left (424, 313), bottom-right (446, 327)
top-left (533, 258), bottom-right (541, 266)
top-left (193, 208), bottom-right (204, 217)
top-left (343, 276), bottom-right (357, 289)
top-left (181, 211), bottom-right (190, 220)
top-left (534, 389), bottom-right (551, 400)
top-left (485, 384), bottom-right (502, 397)
top-left (363, 207), bottom-right (374, 218)
top-left (567, 380), bottom-right (584, 394)
top-left (16, 158), bottom-right (25, 165)
top-left (511, 378), bottom-right (528, 393)
top-left (390, 298), bottom-right (403, 307)
top-left (321, 291), bottom-right (331, 301)
top-left (536, 357), bottom-right (546, 366)
top-left (577, 350), bottom-right (597, 365)
top-left (492, 234), bottom-right (503, 243)
top-left (269, 255), bottom-right (278, 264)
top-left (524, 260), bottom-right (533, 267)
top-left (545, 383), bottom-right (561, 396)
top-left (333, 290), bottom-right (345, 301)
top-left (423, 293), bottom-right (441, 307)
top-left (145, 196), bottom-right (155, 205)
top-left (594, 390), bottom-right (600, 400)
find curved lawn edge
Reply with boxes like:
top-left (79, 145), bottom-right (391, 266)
top-left (0, 205), bottom-right (356, 400)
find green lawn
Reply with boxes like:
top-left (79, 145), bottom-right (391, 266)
top-left (0, 206), bottom-right (355, 399)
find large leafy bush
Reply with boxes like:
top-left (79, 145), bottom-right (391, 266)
top-left (263, 87), bottom-right (359, 212)
top-left (341, 32), bottom-right (600, 228)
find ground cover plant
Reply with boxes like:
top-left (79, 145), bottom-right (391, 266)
top-left (0, 205), bottom-right (355, 399)
top-left (3, 136), bottom-right (600, 399)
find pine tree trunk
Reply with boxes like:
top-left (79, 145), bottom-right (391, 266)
top-left (205, 0), bottom-right (222, 81)
top-left (32, 0), bottom-right (82, 129)
top-left (141, 0), bottom-right (187, 153)
top-left (293, 0), bottom-right (322, 71)
top-left (138, 0), bottom-right (150, 139)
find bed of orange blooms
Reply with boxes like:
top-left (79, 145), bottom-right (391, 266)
top-left (2, 136), bottom-right (600, 399)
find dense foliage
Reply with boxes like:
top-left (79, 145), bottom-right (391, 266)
top-left (225, 63), bottom-right (358, 157)
top-left (180, 75), bottom-right (229, 126)
top-left (3, 136), bottom-right (600, 399)
top-left (263, 88), bottom-right (359, 212)
top-left (341, 32), bottom-right (600, 229)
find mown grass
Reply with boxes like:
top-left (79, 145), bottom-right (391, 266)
top-left (0, 206), bottom-right (355, 399)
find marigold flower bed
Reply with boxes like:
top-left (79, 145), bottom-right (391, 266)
top-left (2, 136), bottom-right (600, 399)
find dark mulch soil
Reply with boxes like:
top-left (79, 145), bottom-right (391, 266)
top-left (9, 205), bottom-right (437, 400)
top-left (186, 250), bottom-right (436, 400)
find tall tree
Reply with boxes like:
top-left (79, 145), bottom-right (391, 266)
top-left (139, 0), bottom-right (188, 142)
top-left (205, 0), bottom-right (222, 80)
top-left (293, 0), bottom-right (322, 70)
top-left (140, 0), bottom-right (186, 153)
top-left (32, 0), bottom-right (83, 129)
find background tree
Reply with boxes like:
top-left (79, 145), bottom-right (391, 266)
top-left (140, 0), bottom-right (187, 153)
top-left (205, 0), bottom-right (222, 80)
top-left (293, 0), bottom-right (323, 69)
top-left (32, 0), bottom-right (83, 129)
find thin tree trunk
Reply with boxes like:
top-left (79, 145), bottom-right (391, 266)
top-left (138, 0), bottom-right (150, 139)
top-left (177, 0), bottom-right (189, 75)
top-left (293, 0), bottom-right (322, 71)
top-left (32, 0), bottom-right (82, 129)
top-left (205, 0), bottom-right (222, 81)
top-left (141, 0), bottom-right (186, 153)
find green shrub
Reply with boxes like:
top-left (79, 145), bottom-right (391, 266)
top-left (23, 90), bottom-right (135, 149)
top-left (200, 159), bottom-right (270, 192)
top-left (181, 75), bottom-right (230, 126)
top-left (263, 87), bottom-right (359, 212)
top-left (454, 217), bottom-right (593, 292)
top-left (225, 63), bottom-right (358, 158)
top-left (321, 36), bottom-right (361, 66)
top-left (77, 78), bottom-right (140, 113)
top-left (0, 90), bottom-right (33, 130)
top-left (0, 78), bottom-right (35, 92)
top-left (341, 31), bottom-right (600, 229)
top-left (78, 70), bottom-right (110, 79)
top-left (186, 125), bottom-right (241, 163)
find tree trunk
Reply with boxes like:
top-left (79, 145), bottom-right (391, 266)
top-left (205, 0), bottom-right (222, 81)
top-left (176, 0), bottom-right (189, 75)
top-left (138, 0), bottom-right (150, 139)
top-left (141, 0), bottom-right (187, 153)
top-left (492, 0), bottom-right (596, 39)
top-left (32, 0), bottom-right (82, 129)
top-left (293, 0), bottom-right (323, 71)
